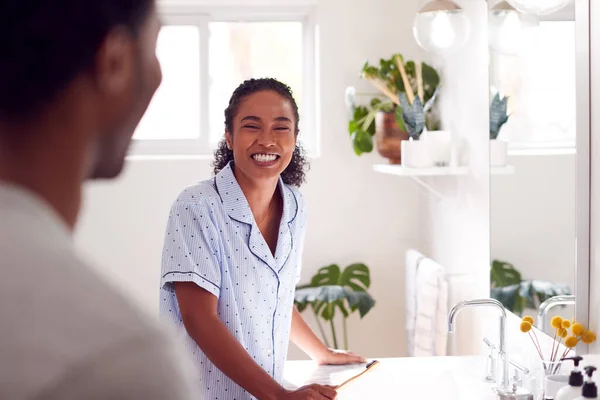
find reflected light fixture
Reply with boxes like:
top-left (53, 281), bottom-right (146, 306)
top-left (489, 1), bottom-right (523, 55)
top-left (506, 0), bottom-right (571, 16)
top-left (413, 0), bottom-right (471, 55)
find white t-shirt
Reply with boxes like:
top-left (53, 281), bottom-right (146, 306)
top-left (0, 183), bottom-right (197, 400)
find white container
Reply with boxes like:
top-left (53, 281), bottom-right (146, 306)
top-left (401, 139), bottom-right (434, 168)
top-left (423, 130), bottom-right (451, 166)
top-left (546, 375), bottom-right (570, 399)
top-left (556, 385), bottom-right (585, 400)
top-left (490, 139), bottom-right (508, 167)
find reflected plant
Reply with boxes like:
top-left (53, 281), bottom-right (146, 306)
top-left (490, 93), bottom-right (509, 139)
top-left (490, 259), bottom-right (571, 316)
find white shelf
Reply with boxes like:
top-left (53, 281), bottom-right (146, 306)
top-left (373, 164), bottom-right (515, 176)
top-left (373, 164), bottom-right (468, 176)
top-left (373, 164), bottom-right (516, 199)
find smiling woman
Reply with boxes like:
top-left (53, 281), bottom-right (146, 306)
top-left (213, 78), bottom-right (309, 187)
top-left (158, 78), bottom-right (364, 400)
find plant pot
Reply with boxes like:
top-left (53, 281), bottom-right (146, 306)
top-left (490, 139), bottom-right (508, 167)
top-left (422, 130), bottom-right (451, 167)
top-left (375, 110), bottom-right (410, 164)
top-left (401, 139), bottom-right (434, 168)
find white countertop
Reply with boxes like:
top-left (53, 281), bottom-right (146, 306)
top-left (283, 356), bottom-right (499, 399)
top-left (283, 354), bottom-right (600, 399)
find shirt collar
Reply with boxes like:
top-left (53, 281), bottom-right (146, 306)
top-left (0, 181), bottom-right (72, 242)
top-left (215, 161), bottom-right (298, 226)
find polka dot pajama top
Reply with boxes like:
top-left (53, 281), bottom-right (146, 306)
top-left (159, 161), bottom-right (306, 399)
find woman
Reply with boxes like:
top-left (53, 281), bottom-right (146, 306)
top-left (159, 78), bottom-right (365, 400)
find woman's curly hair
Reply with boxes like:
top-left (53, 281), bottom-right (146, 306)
top-left (212, 78), bottom-right (309, 187)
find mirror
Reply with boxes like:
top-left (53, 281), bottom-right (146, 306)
top-left (487, 0), bottom-right (577, 337)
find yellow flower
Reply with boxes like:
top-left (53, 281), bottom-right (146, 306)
top-left (520, 321), bottom-right (533, 333)
top-left (565, 336), bottom-right (579, 348)
top-left (558, 328), bottom-right (568, 338)
top-left (581, 331), bottom-right (597, 344)
top-left (522, 316), bottom-right (535, 325)
top-left (562, 320), bottom-right (572, 329)
top-left (572, 323), bottom-right (585, 336)
top-left (551, 316), bottom-right (563, 329)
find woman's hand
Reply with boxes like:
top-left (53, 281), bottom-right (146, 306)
top-left (277, 384), bottom-right (338, 399)
top-left (315, 349), bottom-right (367, 365)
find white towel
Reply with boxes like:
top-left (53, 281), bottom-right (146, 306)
top-left (405, 249), bottom-right (426, 357)
top-left (413, 257), bottom-right (449, 357)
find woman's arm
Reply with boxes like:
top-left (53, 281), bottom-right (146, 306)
top-left (175, 283), bottom-right (337, 400)
top-left (290, 307), bottom-right (366, 365)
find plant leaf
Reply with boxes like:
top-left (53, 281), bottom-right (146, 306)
top-left (310, 265), bottom-right (342, 286)
top-left (345, 291), bottom-right (376, 318)
top-left (351, 130), bottom-right (373, 155)
top-left (490, 259), bottom-right (522, 287)
top-left (339, 263), bottom-right (370, 292)
top-left (491, 284), bottom-right (524, 315)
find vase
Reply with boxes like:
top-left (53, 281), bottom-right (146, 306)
top-left (535, 360), bottom-right (566, 400)
top-left (422, 130), bottom-right (451, 166)
top-left (375, 110), bottom-right (409, 164)
top-left (401, 139), bottom-right (434, 168)
top-left (490, 139), bottom-right (508, 167)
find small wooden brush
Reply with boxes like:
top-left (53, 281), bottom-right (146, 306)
top-left (336, 360), bottom-right (381, 391)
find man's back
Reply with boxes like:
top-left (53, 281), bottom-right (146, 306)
top-left (0, 184), bottom-right (196, 399)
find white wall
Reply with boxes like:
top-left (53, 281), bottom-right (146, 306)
top-left (491, 153), bottom-right (576, 290)
top-left (75, 0), bottom-right (426, 360)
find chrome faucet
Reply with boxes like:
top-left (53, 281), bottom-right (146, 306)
top-left (448, 299), bottom-right (509, 391)
top-left (538, 295), bottom-right (575, 332)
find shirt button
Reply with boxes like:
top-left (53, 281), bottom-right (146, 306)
top-left (267, 349), bottom-right (272, 356)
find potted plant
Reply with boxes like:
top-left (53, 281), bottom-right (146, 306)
top-left (294, 263), bottom-right (375, 350)
top-left (490, 259), bottom-right (571, 316)
top-left (346, 54), bottom-right (441, 164)
top-left (490, 93), bottom-right (510, 167)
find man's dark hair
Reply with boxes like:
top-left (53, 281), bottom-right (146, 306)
top-left (212, 77), bottom-right (309, 187)
top-left (0, 0), bottom-right (154, 121)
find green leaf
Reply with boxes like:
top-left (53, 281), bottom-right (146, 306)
top-left (490, 260), bottom-right (522, 287)
top-left (345, 291), bottom-right (376, 318)
top-left (294, 285), bottom-right (375, 320)
top-left (339, 263), bottom-right (370, 292)
top-left (311, 264), bottom-right (341, 286)
top-left (491, 284), bottom-right (525, 315)
top-left (395, 106), bottom-right (407, 132)
top-left (351, 130), bottom-right (373, 155)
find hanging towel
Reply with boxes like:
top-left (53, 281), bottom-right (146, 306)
top-left (413, 257), bottom-right (449, 357)
top-left (405, 249), bottom-right (426, 357)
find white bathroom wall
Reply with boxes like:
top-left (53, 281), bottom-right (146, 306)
top-left (491, 153), bottom-right (576, 290)
top-left (74, 0), bottom-right (425, 360)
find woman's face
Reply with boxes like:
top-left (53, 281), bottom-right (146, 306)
top-left (226, 90), bottom-right (297, 185)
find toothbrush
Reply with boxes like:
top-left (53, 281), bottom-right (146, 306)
top-left (336, 360), bottom-right (381, 391)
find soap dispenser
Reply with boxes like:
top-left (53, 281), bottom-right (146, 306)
top-left (574, 366), bottom-right (597, 400)
top-left (556, 356), bottom-right (585, 400)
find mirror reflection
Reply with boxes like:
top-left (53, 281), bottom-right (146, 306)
top-left (488, 0), bottom-right (577, 337)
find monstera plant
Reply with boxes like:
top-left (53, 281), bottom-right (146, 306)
top-left (294, 263), bottom-right (375, 350)
top-left (490, 259), bottom-right (571, 316)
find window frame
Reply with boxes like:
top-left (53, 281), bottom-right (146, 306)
top-left (128, 4), bottom-right (319, 157)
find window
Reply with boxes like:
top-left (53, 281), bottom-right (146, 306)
top-left (490, 20), bottom-right (576, 151)
top-left (130, 6), bottom-right (318, 157)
